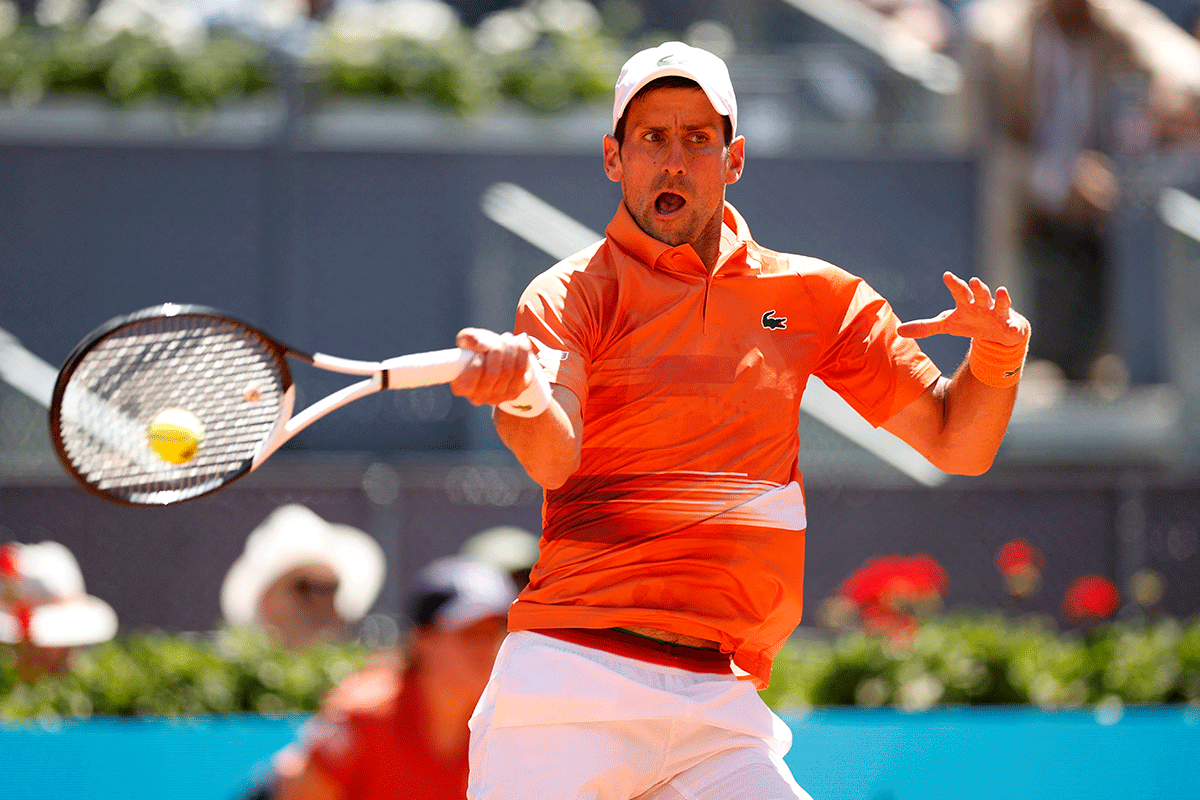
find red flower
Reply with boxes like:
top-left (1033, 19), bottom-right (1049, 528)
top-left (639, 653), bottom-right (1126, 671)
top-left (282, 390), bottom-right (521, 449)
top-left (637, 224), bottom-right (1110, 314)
top-left (995, 539), bottom-right (1043, 599)
top-left (1062, 575), bottom-right (1120, 620)
top-left (839, 556), bottom-right (893, 607)
top-left (0, 543), bottom-right (18, 578)
top-left (838, 554), bottom-right (948, 637)
top-left (995, 539), bottom-right (1040, 576)
top-left (901, 554), bottom-right (948, 598)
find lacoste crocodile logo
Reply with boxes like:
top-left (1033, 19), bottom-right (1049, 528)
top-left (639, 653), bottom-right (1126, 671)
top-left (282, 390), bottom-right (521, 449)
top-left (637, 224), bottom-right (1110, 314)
top-left (761, 310), bottom-right (787, 330)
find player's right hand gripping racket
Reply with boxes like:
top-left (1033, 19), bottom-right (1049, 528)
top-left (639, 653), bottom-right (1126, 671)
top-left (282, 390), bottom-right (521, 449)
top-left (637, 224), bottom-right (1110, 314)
top-left (49, 304), bottom-right (550, 506)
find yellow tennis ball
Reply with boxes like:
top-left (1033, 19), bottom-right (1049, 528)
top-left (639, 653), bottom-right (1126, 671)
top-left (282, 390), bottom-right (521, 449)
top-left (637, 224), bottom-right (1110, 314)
top-left (147, 408), bottom-right (205, 465)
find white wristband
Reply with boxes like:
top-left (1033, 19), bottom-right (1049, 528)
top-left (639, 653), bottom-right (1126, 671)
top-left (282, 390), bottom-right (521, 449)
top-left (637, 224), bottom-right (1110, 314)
top-left (496, 360), bottom-right (552, 418)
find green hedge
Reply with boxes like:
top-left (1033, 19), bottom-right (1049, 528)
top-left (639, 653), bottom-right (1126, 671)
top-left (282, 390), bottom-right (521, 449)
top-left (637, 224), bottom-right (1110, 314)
top-left (3, 615), bottom-right (1199, 719)
top-left (0, 26), bottom-right (273, 109)
top-left (0, 0), bottom-right (626, 112)
top-left (760, 614), bottom-right (1200, 711)
top-left (0, 629), bottom-right (371, 719)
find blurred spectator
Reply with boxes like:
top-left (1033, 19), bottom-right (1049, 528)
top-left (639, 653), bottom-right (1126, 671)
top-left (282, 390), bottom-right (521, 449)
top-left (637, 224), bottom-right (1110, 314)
top-left (963, 0), bottom-right (1200, 385)
top-left (458, 524), bottom-right (539, 590)
top-left (264, 555), bottom-right (517, 800)
top-left (221, 504), bottom-right (385, 649)
top-left (0, 541), bottom-right (118, 681)
top-left (865, 0), bottom-right (961, 53)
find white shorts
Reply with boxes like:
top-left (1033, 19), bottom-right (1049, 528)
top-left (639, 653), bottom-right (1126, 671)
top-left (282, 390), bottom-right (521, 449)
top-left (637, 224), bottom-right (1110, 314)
top-left (468, 630), bottom-right (812, 800)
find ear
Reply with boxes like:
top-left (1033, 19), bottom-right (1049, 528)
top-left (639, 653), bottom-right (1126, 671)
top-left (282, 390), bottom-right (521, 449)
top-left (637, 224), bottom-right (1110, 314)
top-left (602, 134), bottom-right (623, 183)
top-left (726, 136), bottom-right (746, 186)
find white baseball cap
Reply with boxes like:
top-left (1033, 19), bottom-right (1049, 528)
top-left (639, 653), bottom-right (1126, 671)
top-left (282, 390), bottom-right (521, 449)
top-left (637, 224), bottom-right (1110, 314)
top-left (407, 556), bottom-right (517, 631)
top-left (459, 525), bottom-right (540, 575)
top-left (0, 541), bottom-right (119, 647)
top-left (612, 41), bottom-right (738, 136)
top-left (221, 504), bottom-right (386, 627)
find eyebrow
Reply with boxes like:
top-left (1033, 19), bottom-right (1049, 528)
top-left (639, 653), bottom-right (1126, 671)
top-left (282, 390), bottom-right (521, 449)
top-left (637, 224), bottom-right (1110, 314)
top-left (638, 121), bottom-right (720, 135)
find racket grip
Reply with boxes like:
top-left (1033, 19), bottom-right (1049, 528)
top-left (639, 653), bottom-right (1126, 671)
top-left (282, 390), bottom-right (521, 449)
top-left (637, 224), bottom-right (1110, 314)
top-left (497, 360), bottom-right (552, 418)
top-left (381, 348), bottom-right (474, 388)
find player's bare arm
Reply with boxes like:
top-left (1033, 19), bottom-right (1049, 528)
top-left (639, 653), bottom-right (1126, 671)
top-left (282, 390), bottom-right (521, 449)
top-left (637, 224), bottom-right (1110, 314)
top-left (272, 753), bottom-right (343, 800)
top-left (882, 271), bottom-right (1031, 476)
top-left (451, 327), bottom-right (582, 489)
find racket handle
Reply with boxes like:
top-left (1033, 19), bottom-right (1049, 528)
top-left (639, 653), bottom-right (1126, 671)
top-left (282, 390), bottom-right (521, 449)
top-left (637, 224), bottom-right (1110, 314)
top-left (384, 346), bottom-right (552, 417)
top-left (382, 348), bottom-right (473, 388)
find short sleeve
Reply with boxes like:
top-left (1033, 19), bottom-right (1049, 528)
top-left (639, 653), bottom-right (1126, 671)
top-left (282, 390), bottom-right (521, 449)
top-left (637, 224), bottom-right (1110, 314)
top-left (513, 268), bottom-right (594, 412)
top-left (814, 275), bottom-right (941, 427)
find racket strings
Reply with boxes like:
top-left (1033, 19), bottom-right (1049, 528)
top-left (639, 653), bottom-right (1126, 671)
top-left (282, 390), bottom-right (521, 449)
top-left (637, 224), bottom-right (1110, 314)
top-left (57, 316), bottom-right (287, 503)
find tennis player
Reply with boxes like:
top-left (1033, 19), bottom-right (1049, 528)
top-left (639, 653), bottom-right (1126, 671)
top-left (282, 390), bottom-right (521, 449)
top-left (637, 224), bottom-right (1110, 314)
top-left (451, 41), bottom-right (1030, 800)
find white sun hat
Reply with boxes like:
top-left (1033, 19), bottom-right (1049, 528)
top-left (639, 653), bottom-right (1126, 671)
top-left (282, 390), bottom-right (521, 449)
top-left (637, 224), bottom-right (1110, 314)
top-left (0, 541), bottom-right (119, 647)
top-left (612, 40), bottom-right (738, 136)
top-left (220, 504), bottom-right (386, 627)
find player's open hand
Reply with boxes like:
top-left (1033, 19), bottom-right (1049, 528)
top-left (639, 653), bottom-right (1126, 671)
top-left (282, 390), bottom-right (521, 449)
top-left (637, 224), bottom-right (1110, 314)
top-left (451, 328), bottom-right (537, 407)
top-left (896, 272), bottom-right (1030, 346)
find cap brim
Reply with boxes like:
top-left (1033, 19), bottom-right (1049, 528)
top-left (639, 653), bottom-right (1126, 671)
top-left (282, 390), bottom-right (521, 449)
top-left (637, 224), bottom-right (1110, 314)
top-left (436, 599), bottom-right (513, 631)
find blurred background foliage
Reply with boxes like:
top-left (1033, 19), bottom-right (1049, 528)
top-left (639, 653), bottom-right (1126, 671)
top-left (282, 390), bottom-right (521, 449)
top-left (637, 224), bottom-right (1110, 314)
top-left (3, 615), bottom-right (1199, 719)
top-left (0, 0), bottom-right (626, 112)
top-left (761, 615), bottom-right (1200, 711)
top-left (0, 628), bottom-right (371, 718)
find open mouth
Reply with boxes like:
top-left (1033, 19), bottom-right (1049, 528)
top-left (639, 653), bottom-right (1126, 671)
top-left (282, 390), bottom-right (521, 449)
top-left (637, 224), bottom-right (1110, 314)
top-left (655, 192), bottom-right (686, 216)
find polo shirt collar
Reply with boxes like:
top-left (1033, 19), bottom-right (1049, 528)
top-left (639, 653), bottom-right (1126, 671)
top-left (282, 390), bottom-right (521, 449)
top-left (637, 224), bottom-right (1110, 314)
top-left (605, 201), bottom-right (755, 276)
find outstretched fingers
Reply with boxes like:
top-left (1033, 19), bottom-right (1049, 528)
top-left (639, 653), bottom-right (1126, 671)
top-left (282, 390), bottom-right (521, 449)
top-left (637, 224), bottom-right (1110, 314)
top-left (896, 309), bottom-right (953, 339)
top-left (994, 285), bottom-right (1012, 313)
top-left (899, 272), bottom-right (1024, 341)
top-left (942, 271), bottom-right (973, 305)
top-left (968, 276), bottom-right (995, 309)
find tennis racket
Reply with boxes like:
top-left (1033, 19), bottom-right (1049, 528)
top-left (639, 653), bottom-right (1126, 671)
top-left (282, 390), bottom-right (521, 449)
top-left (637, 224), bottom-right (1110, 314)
top-left (48, 304), bottom-right (542, 506)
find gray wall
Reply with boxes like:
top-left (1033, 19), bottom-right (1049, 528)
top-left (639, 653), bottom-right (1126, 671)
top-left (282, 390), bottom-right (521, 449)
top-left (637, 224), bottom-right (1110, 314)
top-left (0, 113), bottom-right (976, 455)
top-left (2, 104), bottom-right (1195, 635)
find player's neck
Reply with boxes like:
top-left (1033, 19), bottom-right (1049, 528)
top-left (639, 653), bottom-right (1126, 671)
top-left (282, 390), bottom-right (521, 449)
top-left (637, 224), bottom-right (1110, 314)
top-left (693, 208), bottom-right (725, 274)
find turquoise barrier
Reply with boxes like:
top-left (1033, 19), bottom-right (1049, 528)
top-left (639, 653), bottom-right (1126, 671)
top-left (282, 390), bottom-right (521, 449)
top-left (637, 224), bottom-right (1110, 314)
top-left (2, 707), bottom-right (1197, 799)
top-left (784, 706), bottom-right (1199, 799)
top-left (0, 714), bottom-right (307, 800)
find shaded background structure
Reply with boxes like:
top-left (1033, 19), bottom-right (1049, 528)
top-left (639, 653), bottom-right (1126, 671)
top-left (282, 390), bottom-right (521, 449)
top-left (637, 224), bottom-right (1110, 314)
top-left (2, 0), bottom-right (1200, 638)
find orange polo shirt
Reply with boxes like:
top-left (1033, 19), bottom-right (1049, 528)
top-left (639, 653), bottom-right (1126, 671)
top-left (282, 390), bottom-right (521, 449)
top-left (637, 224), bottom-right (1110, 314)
top-left (305, 666), bottom-right (468, 800)
top-left (508, 201), bottom-right (940, 688)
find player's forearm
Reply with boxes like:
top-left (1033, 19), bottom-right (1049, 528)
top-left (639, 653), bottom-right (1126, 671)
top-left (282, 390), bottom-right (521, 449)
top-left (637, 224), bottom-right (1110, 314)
top-left (494, 386), bottom-right (582, 489)
top-left (931, 362), bottom-right (1020, 475)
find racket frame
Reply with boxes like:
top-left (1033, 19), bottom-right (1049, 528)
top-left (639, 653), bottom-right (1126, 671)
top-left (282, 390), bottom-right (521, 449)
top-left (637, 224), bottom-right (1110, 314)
top-left (49, 304), bottom-right (471, 506)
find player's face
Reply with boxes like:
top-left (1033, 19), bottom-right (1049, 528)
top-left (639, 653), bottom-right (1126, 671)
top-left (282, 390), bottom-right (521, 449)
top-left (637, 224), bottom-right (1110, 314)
top-left (604, 86), bottom-right (744, 254)
top-left (256, 562), bottom-right (344, 649)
